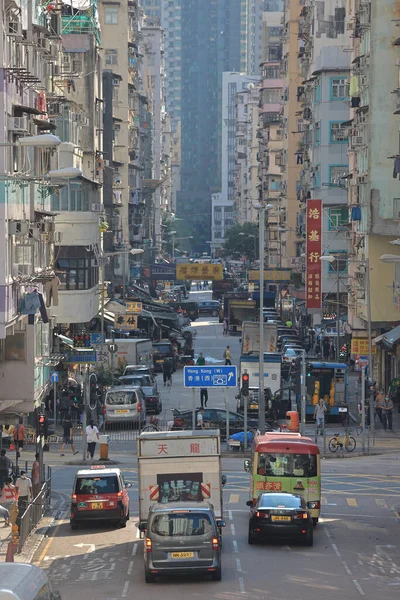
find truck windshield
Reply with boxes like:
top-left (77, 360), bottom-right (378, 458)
top-left (153, 345), bottom-right (172, 356)
top-left (257, 453), bottom-right (317, 478)
top-left (151, 513), bottom-right (213, 537)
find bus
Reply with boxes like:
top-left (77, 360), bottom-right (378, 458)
top-left (305, 362), bottom-right (348, 422)
top-left (244, 432), bottom-right (321, 525)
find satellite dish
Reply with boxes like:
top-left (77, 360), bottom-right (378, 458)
top-left (248, 82), bottom-right (255, 90)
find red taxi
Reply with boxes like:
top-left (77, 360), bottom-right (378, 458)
top-left (70, 466), bottom-right (131, 529)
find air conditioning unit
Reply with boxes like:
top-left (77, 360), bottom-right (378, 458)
top-left (8, 116), bottom-right (29, 132)
top-left (91, 203), bottom-right (104, 212)
top-left (346, 21), bottom-right (355, 30)
top-left (352, 135), bottom-right (364, 146)
top-left (37, 37), bottom-right (50, 53)
top-left (8, 22), bottom-right (23, 37)
top-left (9, 221), bottom-right (29, 235)
top-left (53, 65), bottom-right (61, 77)
top-left (48, 231), bottom-right (63, 243)
top-left (50, 44), bottom-right (58, 59)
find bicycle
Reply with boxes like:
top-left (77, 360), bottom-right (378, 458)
top-left (142, 416), bottom-right (162, 432)
top-left (328, 429), bottom-right (357, 453)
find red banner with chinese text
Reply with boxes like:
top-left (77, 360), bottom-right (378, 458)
top-left (306, 199), bottom-right (322, 310)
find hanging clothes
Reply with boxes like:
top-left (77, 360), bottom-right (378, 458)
top-left (296, 154), bottom-right (303, 165)
top-left (20, 292), bottom-right (41, 315)
top-left (44, 277), bottom-right (60, 307)
top-left (350, 75), bottom-right (359, 98)
top-left (38, 293), bottom-right (49, 324)
top-left (351, 97), bottom-right (361, 108)
top-left (393, 157), bottom-right (400, 180)
top-left (351, 205), bottom-right (362, 221)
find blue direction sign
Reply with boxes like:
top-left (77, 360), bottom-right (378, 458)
top-left (184, 365), bottom-right (237, 388)
top-left (90, 333), bottom-right (105, 345)
top-left (51, 371), bottom-right (59, 383)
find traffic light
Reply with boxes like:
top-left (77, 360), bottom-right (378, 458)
top-left (242, 373), bottom-right (249, 396)
top-left (37, 414), bottom-right (48, 437)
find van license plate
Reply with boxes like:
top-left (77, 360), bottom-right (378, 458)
top-left (250, 405), bottom-right (258, 409)
top-left (171, 552), bottom-right (194, 558)
top-left (116, 410), bottom-right (129, 414)
top-left (91, 503), bottom-right (103, 510)
top-left (271, 515), bottom-right (291, 521)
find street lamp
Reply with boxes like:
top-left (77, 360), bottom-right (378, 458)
top-left (168, 231), bottom-right (193, 261)
top-left (253, 202), bottom-right (273, 434)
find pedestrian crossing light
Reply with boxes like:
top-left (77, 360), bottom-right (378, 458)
top-left (242, 372), bottom-right (249, 396)
top-left (37, 414), bottom-right (48, 437)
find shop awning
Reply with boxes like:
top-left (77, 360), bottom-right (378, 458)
top-left (55, 333), bottom-right (74, 348)
top-left (382, 325), bottom-right (400, 345)
top-left (372, 334), bottom-right (384, 345)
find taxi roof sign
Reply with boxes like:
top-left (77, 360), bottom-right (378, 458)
top-left (90, 465), bottom-right (106, 470)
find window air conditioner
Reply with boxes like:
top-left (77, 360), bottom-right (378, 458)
top-left (8, 22), bottom-right (23, 37)
top-left (9, 221), bottom-right (29, 235)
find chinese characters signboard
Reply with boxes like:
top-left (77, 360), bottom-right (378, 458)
top-left (114, 314), bottom-right (138, 330)
top-left (126, 301), bottom-right (142, 314)
top-left (248, 269), bottom-right (291, 282)
top-left (306, 199), bottom-right (322, 310)
top-left (176, 263), bottom-right (223, 281)
top-left (351, 338), bottom-right (376, 355)
top-left (139, 437), bottom-right (219, 457)
top-left (183, 365), bottom-right (237, 387)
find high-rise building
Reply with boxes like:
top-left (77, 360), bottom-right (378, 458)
top-left (246, 0), bottom-right (284, 76)
top-left (177, 0), bottom-right (242, 251)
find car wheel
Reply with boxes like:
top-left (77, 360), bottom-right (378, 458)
top-left (248, 529), bottom-right (256, 545)
top-left (145, 569), bottom-right (155, 584)
top-left (312, 518), bottom-right (318, 527)
top-left (70, 520), bottom-right (78, 530)
top-left (119, 519), bottom-right (127, 528)
top-left (304, 528), bottom-right (313, 547)
top-left (212, 565), bottom-right (222, 581)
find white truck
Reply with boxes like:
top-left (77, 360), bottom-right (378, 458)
top-left (105, 338), bottom-right (153, 372)
top-left (237, 352), bottom-right (282, 415)
top-left (138, 430), bottom-right (223, 528)
top-left (240, 321), bottom-right (278, 354)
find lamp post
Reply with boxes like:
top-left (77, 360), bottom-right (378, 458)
top-left (320, 255), bottom-right (341, 360)
top-left (254, 202), bottom-right (273, 434)
top-left (168, 232), bottom-right (193, 262)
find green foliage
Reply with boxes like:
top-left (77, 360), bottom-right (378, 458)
top-left (222, 222), bottom-right (259, 262)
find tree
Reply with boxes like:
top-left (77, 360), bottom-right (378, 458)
top-left (222, 222), bottom-right (259, 262)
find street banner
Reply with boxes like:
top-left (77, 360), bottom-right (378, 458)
top-left (144, 264), bottom-right (176, 280)
top-left (351, 338), bottom-right (376, 355)
top-left (306, 199), bottom-right (322, 310)
top-left (126, 301), bottom-right (142, 314)
top-left (248, 269), bottom-right (291, 282)
top-left (176, 263), bottom-right (223, 281)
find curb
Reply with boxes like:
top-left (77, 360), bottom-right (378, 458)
top-left (64, 460), bottom-right (121, 467)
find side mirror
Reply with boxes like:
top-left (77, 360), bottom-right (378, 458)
top-left (244, 459), bottom-right (250, 472)
top-left (246, 500), bottom-right (253, 507)
top-left (125, 482), bottom-right (132, 489)
top-left (221, 475), bottom-right (227, 487)
top-left (216, 519), bottom-right (226, 528)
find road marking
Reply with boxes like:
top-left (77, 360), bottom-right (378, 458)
top-left (342, 561), bottom-right (352, 576)
top-left (236, 558), bottom-right (242, 572)
top-left (122, 581), bottom-right (129, 597)
top-left (376, 498), bottom-right (387, 508)
top-left (321, 497), bottom-right (328, 505)
top-left (233, 540), bottom-right (239, 553)
top-left (353, 580), bottom-right (365, 596)
top-left (239, 576), bottom-right (245, 594)
top-left (228, 510), bottom-right (233, 520)
top-left (131, 544), bottom-right (138, 557)
top-left (230, 524), bottom-right (236, 536)
top-left (322, 512), bottom-right (397, 520)
top-left (74, 543), bottom-right (95, 554)
top-left (346, 498), bottom-right (358, 507)
top-left (127, 561), bottom-right (134, 575)
top-left (332, 544), bottom-right (341, 558)
top-left (36, 507), bottom-right (69, 566)
top-left (229, 493), bottom-right (240, 504)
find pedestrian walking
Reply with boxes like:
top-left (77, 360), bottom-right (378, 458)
top-left (196, 352), bottom-right (206, 366)
top-left (196, 407), bottom-right (205, 429)
top-left (322, 339), bottom-right (330, 361)
top-left (13, 417), bottom-right (26, 454)
top-left (382, 396), bottom-right (394, 431)
top-left (0, 449), bottom-right (11, 491)
top-left (375, 390), bottom-right (385, 424)
top-left (313, 398), bottom-right (327, 436)
top-left (162, 358), bottom-right (172, 386)
top-left (0, 477), bottom-right (17, 527)
top-left (31, 453), bottom-right (40, 499)
top-left (15, 470), bottom-right (32, 517)
top-left (60, 414), bottom-right (79, 456)
top-left (223, 346), bottom-right (232, 365)
top-left (86, 420), bottom-right (100, 460)
top-left (223, 317), bottom-right (228, 336)
top-left (200, 388), bottom-right (208, 408)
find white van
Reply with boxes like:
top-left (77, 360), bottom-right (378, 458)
top-left (104, 386), bottom-right (146, 427)
top-left (0, 563), bottom-right (60, 600)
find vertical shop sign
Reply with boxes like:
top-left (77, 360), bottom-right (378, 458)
top-left (306, 199), bottom-right (322, 309)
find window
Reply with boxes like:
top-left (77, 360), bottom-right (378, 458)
top-left (269, 27), bottom-right (282, 37)
top-left (75, 476), bottom-right (119, 495)
top-left (263, 66), bottom-right (280, 79)
top-left (56, 248), bottom-right (98, 291)
top-left (312, 166), bottom-right (320, 189)
top-left (268, 44), bottom-right (282, 61)
top-left (104, 6), bottom-right (118, 24)
top-left (329, 165), bottom-right (348, 186)
top-left (151, 513), bottom-right (213, 537)
top-left (328, 207), bottom-right (348, 229)
top-left (270, 180), bottom-right (281, 191)
top-left (328, 252), bottom-right (348, 273)
top-left (4, 332), bottom-right (25, 362)
top-left (330, 77), bottom-right (349, 100)
top-left (257, 453), bottom-right (317, 479)
top-left (330, 122), bottom-right (349, 143)
top-left (105, 49), bottom-right (118, 65)
top-left (313, 122), bottom-right (321, 145)
top-left (313, 83), bottom-right (321, 104)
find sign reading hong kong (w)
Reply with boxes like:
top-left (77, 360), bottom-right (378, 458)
top-left (306, 199), bottom-right (322, 310)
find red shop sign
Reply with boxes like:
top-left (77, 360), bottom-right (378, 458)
top-left (306, 199), bottom-right (322, 310)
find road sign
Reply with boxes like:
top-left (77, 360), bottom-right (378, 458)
top-left (176, 263), bottom-right (223, 281)
top-left (108, 343), bottom-right (118, 354)
top-left (183, 365), bottom-right (237, 388)
top-left (51, 371), bottom-right (59, 383)
top-left (64, 351), bottom-right (97, 364)
top-left (126, 301), bottom-right (142, 314)
top-left (90, 333), bottom-right (105, 345)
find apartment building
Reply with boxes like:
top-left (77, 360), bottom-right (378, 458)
top-left (297, 0), bottom-right (350, 314)
top-left (0, 0), bottom-right (63, 415)
top-left (346, 0), bottom-right (400, 388)
top-left (246, 0), bottom-right (284, 76)
top-left (210, 193), bottom-right (235, 257)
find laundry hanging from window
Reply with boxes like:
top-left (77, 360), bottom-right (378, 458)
top-left (393, 157), bottom-right (400, 179)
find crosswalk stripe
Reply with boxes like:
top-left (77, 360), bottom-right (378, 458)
top-left (321, 497), bottom-right (328, 505)
top-left (228, 494), bottom-right (240, 504)
top-left (346, 498), bottom-right (358, 507)
top-left (375, 498), bottom-right (387, 508)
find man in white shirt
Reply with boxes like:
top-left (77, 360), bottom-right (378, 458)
top-left (86, 419), bottom-right (100, 459)
top-left (15, 470), bottom-right (32, 516)
top-left (196, 408), bottom-right (205, 429)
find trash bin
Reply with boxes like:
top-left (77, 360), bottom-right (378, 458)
top-left (99, 434), bottom-right (110, 460)
top-left (286, 411), bottom-right (299, 432)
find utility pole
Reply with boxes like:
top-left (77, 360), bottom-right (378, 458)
top-left (82, 366), bottom-right (89, 462)
top-left (336, 257), bottom-right (341, 361)
top-left (361, 365), bottom-right (366, 452)
top-left (300, 349), bottom-right (307, 435)
top-left (258, 206), bottom-right (265, 434)
top-left (365, 258), bottom-right (375, 431)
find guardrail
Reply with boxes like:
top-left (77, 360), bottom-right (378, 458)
top-left (18, 466), bottom-right (51, 553)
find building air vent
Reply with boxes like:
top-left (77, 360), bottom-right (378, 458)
top-left (9, 221), bottom-right (29, 235)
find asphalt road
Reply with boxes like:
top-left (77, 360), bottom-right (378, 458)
top-left (30, 289), bottom-right (400, 598)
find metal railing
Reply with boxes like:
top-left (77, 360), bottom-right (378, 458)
top-left (18, 466), bottom-right (51, 553)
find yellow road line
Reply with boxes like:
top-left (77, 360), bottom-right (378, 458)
top-left (228, 494), bottom-right (240, 504)
top-left (36, 508), bottom-right (69, 566)
top-left (346, 498), bottom-right (358, 507)
top-left (375, 499), bottom-right (387, 508)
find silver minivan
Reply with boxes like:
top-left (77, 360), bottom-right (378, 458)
top-left (104, 386), bottom-right (145, 427)
top-left (0, 563), bottom-right (60, 600)
top-left (141, 502), bottom-right (225, 583)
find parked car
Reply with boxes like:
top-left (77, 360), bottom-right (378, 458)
top-left (117, 374), bottom-right (156, 389)
top-left (197, 300), bottom-right (221, 317)
top-left (153, 342), bottom-right (177, 372)
top-left (282, 347), bottom-right (303, 364)
top-left (247, 492), bottom-right (313, 546)
top-left (123, 365), bottom-right (156, 384)
top-left (141, 501), bottom-right (225, 583)
top-left (141, 385), bottom-right (162, 415)
top-left (171, 407), bottom-right (269, 439)
top-left (104, 386), bottom-right (146, 427)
